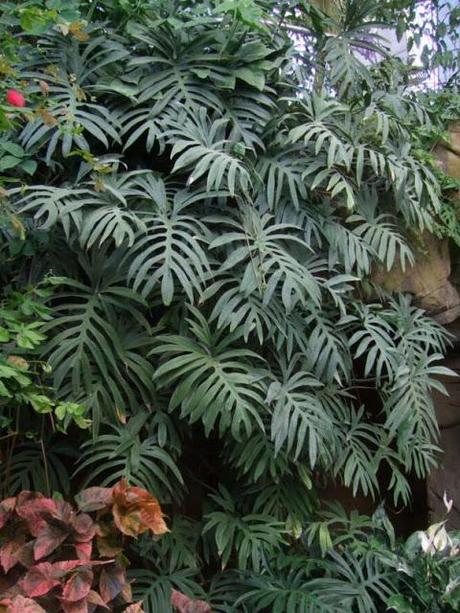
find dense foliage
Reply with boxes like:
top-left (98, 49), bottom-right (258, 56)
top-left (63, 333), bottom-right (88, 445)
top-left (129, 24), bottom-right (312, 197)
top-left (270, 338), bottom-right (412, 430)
top-left (0, 0), bottom-right (459, 611)
top-left (0, 480), bottom-right (166, 612)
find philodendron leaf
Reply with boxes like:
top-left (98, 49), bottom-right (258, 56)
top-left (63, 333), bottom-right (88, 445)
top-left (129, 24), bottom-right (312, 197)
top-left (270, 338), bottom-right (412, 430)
top-left (387, 594), bottom-right (416, 613)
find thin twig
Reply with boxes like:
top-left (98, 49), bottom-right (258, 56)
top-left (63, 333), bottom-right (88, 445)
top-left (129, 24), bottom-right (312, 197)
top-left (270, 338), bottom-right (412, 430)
top-left (0, 431), bottom-right (18, 442)
top-left (40, 417), bottom-right (51, 496)
top-left (40, 438), bottom-right (51, 497)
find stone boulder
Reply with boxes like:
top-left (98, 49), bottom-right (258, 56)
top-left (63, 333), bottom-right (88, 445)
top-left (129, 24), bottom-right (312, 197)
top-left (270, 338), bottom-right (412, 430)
top-left (372, 232), bottom-right (460, 324)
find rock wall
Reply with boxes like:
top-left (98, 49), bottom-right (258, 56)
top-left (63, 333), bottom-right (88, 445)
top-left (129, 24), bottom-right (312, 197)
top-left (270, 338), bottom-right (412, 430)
top-left (372, 232), bottom-right (460, 325)
top-left (434, 122), bottom-right (460, 179)
top-left (429, 346), bottom-right (460, 529)
top-left (428, 124), bottom-right (460, 528)
top-left (373, 123), bottom-right (460, 529)
top-left (319, 125), bottom-right (460, 531)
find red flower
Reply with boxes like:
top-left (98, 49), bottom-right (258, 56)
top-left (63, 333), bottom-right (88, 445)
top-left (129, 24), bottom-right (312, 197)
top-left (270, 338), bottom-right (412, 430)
top-left (6, 89), bottom-right (26, 108)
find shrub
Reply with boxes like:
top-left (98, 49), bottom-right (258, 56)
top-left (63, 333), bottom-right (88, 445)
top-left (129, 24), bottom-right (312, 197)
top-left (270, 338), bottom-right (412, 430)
top-left (0, 0), bottom-right (459, 610)
top-left (0, 480), bottom-right (166, 612)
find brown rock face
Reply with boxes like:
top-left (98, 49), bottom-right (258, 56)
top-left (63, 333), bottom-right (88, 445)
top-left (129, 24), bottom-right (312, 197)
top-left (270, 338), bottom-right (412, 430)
top-left (372, 232), bottom-right (460, 324)
top-left (427, 124), bottom-right (460, 528)
top-left (427, 426), bottom-right (460, 529)
top-left (374, 125), bottom-right (460, 529)
top-left (434, 122), bottom-right (460, 178)
top-left (429, 353), bottom-right (460, 528)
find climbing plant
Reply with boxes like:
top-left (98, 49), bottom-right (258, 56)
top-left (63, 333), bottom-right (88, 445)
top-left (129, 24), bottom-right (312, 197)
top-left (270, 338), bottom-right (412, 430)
top-left (0, 0), bottom-right (459, 611)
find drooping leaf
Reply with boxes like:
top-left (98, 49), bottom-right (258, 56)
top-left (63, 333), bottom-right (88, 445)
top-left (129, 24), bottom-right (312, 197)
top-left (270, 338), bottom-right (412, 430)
top-left (19, 562), bottom-right (61, 598)
top-left (171, 589), bottom-right (212, 613)
top-left (112, 479), bottom-right (168, 537)
top-left (75, 487), bottom-right (114, 513)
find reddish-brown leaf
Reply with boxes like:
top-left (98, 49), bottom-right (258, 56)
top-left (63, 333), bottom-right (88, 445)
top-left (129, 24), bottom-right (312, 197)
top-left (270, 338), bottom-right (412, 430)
top-left (95, 520), bottom-right (110, 538)
top-left (86, 590), bottom-right (109, 610)
top-left (138, 501), bottom-right (168, 535)
top-left (112, 480), bottom-right (168, 537)
top-left (99, 564), bottom-right (126, 603)
top-left (124, 603), bottom-right (145, 612)
top-left (96, 535), bottom-right (122, 558)
top-left (52, 560), bottom-right (87, 576)
top-left (63, 569), bottom-right (93, 602)
top-left (75, 488), bottom-right (113, 512)
top-left (33, 523), bottom-right (69, 560)
top-left (4, 595), bottom-right (47, 612)
top-left (112, 501), bottom-right (168, 537)
top-left (120, 579), bottom-right (133, 603)
top-left (0, 498), bottom-right (16, 529)
top-left (43, 558), bottom-right (112, 592)
top-left (0, 598), bottom-right (11, 612)
top-left (61, 598), bottom-right (88, 613)
top-left (16, 541), bottom-right (35, 568)
top-left (75, 541), bottom-right (92, 561)
top-left (54, 500), bottom-right (75, 524)
top-left (19, 562), bottom-right (61, 597)
top-left (0, 536), bottom-right (25, 573)
top-left (171, 590), bottom-right (212, 613)
top-left (72, 514), bottom-right (96, 542)
top-left (52, 560), bottom-right (112, 575)
top-left (15, 493), bottom-right (57, 537)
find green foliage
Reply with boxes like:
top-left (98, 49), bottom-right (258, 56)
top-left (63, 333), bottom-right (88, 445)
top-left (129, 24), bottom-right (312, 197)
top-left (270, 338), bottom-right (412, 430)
top-left (0, 282), bottom-right (89, 496)
top-left (0, 0), bottom-right (459, 611)
top-left (203, 485), bottom-right (286, 572)
top-left (222, 506), bottom-right (460, 613)
top-left (413, 89), bottom-right (460, 245)
top-left (153, 306), bottom-right (266, 438)
top-left (75, 412), bottom-right (183, 500)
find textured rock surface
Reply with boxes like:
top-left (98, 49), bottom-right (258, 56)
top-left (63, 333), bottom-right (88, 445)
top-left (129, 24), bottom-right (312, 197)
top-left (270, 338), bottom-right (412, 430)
top-left (429, 352), bottom-right (460, 529)
top-left (372, 232), bottom-right (460, 324)
top-left (373, 123), bottom-right (460, 323)
top-left (376, 124), bottom-right (460, 529)
top-left (335, 126), bottom-right (460, 530)
top-left (427, 124), bottom-right (460, 528)
top-left (435, 122), bottom-right (460, 178)
top-left (427, 425), bottom-right (460, 529)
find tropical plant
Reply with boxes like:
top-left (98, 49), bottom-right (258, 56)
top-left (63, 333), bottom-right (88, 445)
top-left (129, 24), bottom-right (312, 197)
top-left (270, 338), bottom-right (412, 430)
top-left (0, 0), bottom-right (459, 610)
top-left (0, 480), bottom-right (167, 612)
top-left (0, 281), bottom-right (89, 498)
top-left (220, 504), bottom-right (460, 613)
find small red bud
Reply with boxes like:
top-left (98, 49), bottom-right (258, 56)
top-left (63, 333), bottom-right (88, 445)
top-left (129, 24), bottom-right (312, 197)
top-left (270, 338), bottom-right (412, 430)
top-left (6, 89), bottom-right (26, 108)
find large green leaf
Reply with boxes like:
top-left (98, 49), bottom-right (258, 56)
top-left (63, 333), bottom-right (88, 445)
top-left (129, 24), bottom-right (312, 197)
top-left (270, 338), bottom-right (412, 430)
top-left (152, 307), bottom-right (266, 439)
